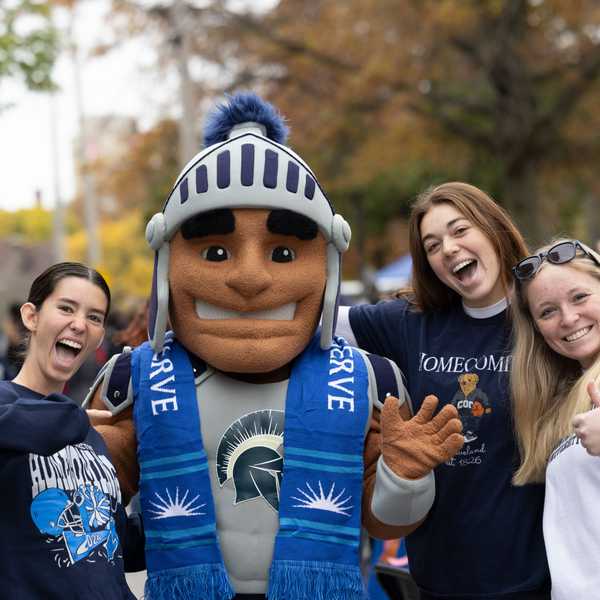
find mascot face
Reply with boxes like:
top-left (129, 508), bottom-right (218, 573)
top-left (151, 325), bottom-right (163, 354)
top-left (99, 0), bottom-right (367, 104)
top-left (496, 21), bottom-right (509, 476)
top-left (168, 208), bottom-right (327, 374)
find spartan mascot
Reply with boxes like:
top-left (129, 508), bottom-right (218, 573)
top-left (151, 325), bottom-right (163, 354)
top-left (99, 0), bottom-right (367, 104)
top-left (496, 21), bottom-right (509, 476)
top-left (88, 93), bottom-right (463, 600)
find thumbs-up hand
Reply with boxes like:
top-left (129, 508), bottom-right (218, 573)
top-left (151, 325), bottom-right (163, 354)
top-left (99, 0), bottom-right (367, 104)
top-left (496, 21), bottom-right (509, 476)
top-left (572, 382), bottom-right (600, 456)
top-left (381, 394), bottom-right (464, 480)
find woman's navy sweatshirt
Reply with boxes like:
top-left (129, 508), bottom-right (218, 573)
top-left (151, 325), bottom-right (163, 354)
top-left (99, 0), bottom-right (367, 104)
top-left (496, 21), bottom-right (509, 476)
top-left (0, 380), bottom-right (139, 599)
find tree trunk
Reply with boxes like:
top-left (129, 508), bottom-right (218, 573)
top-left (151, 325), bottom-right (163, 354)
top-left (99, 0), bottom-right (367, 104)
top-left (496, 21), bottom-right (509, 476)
top-left (501, 161), bottom-right (541, 247)
top-left (350, 192), bottom-right (378, 302)
top-left (584, 192), bottom-right (600, 251)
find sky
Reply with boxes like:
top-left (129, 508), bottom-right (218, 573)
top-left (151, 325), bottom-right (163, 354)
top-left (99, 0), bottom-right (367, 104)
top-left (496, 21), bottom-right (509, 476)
top-left (0, 0), bottom-right (281, 213)
top-left (0, 1), bottom-right (170, 212)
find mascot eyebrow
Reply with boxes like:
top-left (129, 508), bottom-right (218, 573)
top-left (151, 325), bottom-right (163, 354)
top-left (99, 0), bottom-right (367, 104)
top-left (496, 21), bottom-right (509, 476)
top-left (181, 208), bottom-right (318, 240)
top-left (181, 209), bottom-right (235, 239)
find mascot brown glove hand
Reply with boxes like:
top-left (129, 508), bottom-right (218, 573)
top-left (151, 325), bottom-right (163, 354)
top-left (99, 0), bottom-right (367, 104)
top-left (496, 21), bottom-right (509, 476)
top-left (381, 394), bottom-right (464, 480)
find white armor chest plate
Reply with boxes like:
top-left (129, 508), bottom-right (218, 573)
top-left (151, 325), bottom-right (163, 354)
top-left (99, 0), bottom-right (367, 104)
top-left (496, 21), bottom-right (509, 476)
top-left (197, 372), bottom-right (288, 594)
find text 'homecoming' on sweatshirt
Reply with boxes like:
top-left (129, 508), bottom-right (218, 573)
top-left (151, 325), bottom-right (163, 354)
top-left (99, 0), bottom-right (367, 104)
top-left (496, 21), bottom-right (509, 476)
top-left (0, 380), bottom-right (136, 600)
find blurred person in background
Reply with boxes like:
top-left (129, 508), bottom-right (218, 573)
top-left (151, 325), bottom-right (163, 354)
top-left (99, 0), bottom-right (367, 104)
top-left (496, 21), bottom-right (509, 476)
top-left (511, 239), bottom-right (600, 600)
top-left (367, 537), bottom-right (414, 600)
top-left (111, 300), bottom-right (150, 351)
top-left (0, 262), bottom-right (138, 599)
top-left (0, 303), bottom-right (27, 380)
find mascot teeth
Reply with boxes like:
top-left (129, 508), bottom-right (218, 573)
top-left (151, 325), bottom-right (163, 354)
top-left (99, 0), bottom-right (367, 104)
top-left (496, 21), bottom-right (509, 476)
top-left (195, 300), bottom-right (296, 321)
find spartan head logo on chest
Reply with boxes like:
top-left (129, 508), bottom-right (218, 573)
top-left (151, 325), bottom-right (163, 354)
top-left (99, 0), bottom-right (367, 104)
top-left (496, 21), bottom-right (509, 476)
top-left (216, 409), bottom-right (284, 512)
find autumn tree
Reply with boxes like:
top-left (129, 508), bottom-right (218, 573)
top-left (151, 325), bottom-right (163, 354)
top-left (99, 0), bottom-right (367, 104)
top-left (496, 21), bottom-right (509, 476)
top-left (68, 209), bottom-right (153, 304)
top-left (215, 0), bottom-right (600, 245)
top-left (107, 0), bottom-right (440, 275)
top-left (67, 119), bottom-right (177, 303)
top-left (0, 206), bottom-right (54, 241)
top-left (106, 0), bottom-right (600, 256)
top-left (79, 118), bottom-right (180, 224)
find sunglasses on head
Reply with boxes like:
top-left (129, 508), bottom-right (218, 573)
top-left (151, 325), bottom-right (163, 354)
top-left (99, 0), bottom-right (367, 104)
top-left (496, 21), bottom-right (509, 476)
top-left (512, 240), bottom-right (600, 281)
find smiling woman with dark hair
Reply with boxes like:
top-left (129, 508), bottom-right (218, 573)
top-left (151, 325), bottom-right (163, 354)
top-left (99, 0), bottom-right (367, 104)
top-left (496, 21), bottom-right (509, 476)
top-left (0, 262), bottom-right (136, 599)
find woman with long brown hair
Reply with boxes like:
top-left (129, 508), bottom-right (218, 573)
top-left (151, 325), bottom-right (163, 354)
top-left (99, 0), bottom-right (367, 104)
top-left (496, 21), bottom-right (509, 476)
top-left (337, 182), bottom-right (550, 600)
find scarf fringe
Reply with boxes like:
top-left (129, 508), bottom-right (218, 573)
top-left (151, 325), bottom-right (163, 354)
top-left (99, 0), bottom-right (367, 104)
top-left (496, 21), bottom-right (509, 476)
top-left (268, 560), bottom-right (366, 600)
top-left (144, 564), bottom-right (234, 600)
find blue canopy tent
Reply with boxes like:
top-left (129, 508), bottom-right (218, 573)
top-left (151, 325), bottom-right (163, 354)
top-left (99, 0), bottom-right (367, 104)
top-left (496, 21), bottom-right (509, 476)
top-left (375, 254), bottom-right (412, 293)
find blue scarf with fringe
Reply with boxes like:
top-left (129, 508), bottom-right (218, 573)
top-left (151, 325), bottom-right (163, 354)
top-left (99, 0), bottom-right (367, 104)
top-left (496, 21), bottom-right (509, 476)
top-left (133, 332), bottom-right (369, 600)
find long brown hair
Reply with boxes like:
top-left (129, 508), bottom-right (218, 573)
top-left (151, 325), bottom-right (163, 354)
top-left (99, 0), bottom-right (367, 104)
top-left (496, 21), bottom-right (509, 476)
top-left (403, 182), bottom-right (529, 312)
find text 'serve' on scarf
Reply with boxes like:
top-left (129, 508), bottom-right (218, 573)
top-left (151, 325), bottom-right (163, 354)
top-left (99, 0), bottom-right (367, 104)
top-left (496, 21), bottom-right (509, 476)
top-left (133, 332), bottom-right (370, 600)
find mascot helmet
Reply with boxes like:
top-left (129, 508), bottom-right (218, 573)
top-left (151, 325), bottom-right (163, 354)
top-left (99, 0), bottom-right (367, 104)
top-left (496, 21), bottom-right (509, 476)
top-left (146, 92), bottom-right (351, 352)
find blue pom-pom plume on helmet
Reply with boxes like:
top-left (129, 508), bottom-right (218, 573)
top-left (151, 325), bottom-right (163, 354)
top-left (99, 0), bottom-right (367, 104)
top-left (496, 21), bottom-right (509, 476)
top-left (145, 92), bottom-right (351, 352)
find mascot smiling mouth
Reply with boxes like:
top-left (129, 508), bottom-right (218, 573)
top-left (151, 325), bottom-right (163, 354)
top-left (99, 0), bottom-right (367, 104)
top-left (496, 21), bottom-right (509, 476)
top-left (195, 300), bottom-right (296, 321)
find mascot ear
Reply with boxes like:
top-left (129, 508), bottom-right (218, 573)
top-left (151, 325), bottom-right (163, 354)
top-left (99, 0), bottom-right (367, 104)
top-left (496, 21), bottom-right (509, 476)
top-left (146, 213), bottom-right (166, 251)
top-left (148, 246), bottom-right (170, 353)
top-left (320, 216), bottom-right (351, 350)
top-left (146, 213), bottom-right (170, 352)
top-left (331, 214), bottom-right (351, 253)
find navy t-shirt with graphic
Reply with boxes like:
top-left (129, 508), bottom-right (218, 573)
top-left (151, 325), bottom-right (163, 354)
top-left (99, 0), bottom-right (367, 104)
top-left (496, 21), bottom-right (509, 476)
top-left (350, 299), bottom-right (550, 599)
top-left (0, 381), bottom-right (135, 599)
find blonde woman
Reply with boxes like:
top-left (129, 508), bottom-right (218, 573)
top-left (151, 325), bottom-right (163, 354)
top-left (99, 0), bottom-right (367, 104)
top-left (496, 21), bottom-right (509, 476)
top-left (511, 239), bottom-right (600, 600)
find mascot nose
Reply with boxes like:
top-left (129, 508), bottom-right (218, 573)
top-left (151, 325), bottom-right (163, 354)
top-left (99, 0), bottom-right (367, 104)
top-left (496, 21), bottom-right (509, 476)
top-left (226, 264), bottom-right (273, 298)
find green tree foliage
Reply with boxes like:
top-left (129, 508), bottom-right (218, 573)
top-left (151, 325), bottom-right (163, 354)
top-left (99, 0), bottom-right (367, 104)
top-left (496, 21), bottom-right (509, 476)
top-left (0, 0), bottom-right (58, 93)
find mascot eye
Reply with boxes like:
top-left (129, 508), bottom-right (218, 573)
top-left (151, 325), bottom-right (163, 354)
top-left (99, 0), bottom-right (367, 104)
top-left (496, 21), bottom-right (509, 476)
top-left (271, 246), bottom-right (295, 263)
top-left (201, 246), bottom-right (230, 261)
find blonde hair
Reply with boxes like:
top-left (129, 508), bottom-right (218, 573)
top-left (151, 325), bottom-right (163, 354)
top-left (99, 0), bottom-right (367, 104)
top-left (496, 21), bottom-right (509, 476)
top-left (511, 240), bottom-right (600, 485)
